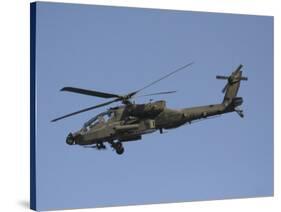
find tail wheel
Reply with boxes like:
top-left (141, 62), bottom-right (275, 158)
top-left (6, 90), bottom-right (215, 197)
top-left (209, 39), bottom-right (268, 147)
top-left (66, 133), bottom-right (75, 145)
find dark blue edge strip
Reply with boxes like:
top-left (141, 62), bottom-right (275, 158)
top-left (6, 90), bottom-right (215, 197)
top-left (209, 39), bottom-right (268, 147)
top-left (30, 2), bottom-right (37, 210)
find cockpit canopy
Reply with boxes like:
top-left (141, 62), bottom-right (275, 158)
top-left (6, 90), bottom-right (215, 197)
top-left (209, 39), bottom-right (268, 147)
top-left (83, 111), bottom-right (112, 129)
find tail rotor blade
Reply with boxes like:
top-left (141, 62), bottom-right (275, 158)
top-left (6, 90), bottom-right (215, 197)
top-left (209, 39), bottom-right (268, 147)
top-left (216, 76), bottom-right (228, 80)
top-left (240, 76), bottom-right (248, 81)
top-left (222, 83), bottom-right (228, 93)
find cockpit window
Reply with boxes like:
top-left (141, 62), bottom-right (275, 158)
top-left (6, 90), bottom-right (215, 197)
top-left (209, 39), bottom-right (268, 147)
top-left (83, 111), bottom-right (111, 129)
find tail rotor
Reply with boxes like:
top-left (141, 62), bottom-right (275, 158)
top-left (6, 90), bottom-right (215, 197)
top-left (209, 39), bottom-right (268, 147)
top-left (216, 64), bottom-right (248, 118)
top-left (216, 64), bottom-right (248, 93)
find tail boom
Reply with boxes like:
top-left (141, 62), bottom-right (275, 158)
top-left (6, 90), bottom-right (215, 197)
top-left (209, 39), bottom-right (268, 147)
top-left (182, 64), bottom-right (247, 122)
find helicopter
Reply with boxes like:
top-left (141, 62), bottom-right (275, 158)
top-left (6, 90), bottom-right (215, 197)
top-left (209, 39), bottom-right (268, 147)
top-left (52, 63), bottom-right (248, 155)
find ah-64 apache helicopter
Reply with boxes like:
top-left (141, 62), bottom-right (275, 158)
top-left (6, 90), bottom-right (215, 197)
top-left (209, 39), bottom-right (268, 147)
top-left (52, 63), bottom-right (247, 155)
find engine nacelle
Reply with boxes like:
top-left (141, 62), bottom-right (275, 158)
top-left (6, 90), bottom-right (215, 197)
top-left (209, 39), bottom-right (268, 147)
top-left (126, 100), bottom-right (166, 118)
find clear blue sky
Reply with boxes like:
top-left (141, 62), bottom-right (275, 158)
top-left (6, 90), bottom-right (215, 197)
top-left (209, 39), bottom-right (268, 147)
top-left (34, 2), bottom-right (273, 210)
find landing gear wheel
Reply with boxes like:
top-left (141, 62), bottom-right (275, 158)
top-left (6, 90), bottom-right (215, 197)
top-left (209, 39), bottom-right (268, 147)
top-left (66, 133), bottom-right (75, 145)
top-left (116, 146), bottom-right (124, 155)
top-left (115, 141), bottom-right (122, 149)
top-left (114, 141), bottom-right (124, 155)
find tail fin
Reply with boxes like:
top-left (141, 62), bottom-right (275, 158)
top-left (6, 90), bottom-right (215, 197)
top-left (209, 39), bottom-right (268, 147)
top-left (216, 64), bottom-right (248, 117)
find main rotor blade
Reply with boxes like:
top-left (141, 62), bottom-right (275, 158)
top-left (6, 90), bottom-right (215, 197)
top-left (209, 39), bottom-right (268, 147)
top-left (61, 87), bottom-right (120, 99)
top-left (51, 99), bottom-right (119, 122)
top-left (134, 62), bottom-right (194, 94)
top-left (136, 90), bottom-right (177, 98)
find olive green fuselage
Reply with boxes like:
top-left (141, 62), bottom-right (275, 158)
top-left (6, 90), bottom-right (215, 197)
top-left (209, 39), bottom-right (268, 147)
top-left (72, 101), bottom-right (238, 146)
